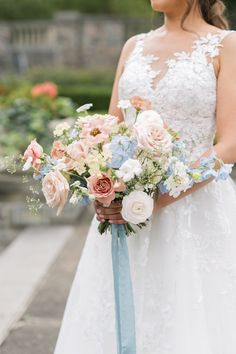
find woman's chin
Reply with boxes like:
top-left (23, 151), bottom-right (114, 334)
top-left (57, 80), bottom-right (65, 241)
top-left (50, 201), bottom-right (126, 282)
top-left (150, 0), bottom-right (179, 12)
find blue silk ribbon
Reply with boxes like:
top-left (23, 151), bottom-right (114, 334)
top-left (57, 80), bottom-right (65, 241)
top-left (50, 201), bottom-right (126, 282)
top-left (111, 224), bottom-right (136, 354)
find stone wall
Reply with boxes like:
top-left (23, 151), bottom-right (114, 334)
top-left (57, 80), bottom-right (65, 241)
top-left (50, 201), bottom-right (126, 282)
top-left (0, 11), bottom-right (160, 72)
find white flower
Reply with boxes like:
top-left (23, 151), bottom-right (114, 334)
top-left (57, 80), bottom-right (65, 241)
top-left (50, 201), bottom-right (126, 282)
top-left (117, 159), bottom-right (142, 182)
top-left (22, 156), bottom-right (33, 171)
top-left (69, 193), bottom-right (81, 205)
top-left (71, 181), bottom-right (81, 188)
top-left (117, 100), bottom-right (132, 109)
top-left (125, 106), bottom-right (137, 127)
top-left (76, 103), bottom-right (93, 113)
top-left (164, 160), bottom-right (191, 198)
top-left (53, 122), bottom-right (71, 137)
top-left (103, 143), bottom-right (113, 160)
top-left (121, 191), bottom-right (154, 224)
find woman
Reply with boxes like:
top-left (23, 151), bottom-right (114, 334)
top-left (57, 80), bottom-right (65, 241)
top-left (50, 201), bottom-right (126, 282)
top-left (54, 1), bottom-right (236, 353)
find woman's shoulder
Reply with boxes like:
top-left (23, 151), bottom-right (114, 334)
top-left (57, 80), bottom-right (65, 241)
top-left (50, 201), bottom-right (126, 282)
top-left (122, 27), bottom-right (161, 50)
top-left (216, 28), bottom-right (236, 71)
top-left (217, 28), bottom-right (236, 58)
top-left (219, 27), bottom-right (236, 45)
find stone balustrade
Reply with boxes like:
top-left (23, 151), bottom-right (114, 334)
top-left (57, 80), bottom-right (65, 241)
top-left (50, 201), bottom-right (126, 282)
top-left (0, 11), bottom-right (160, 72)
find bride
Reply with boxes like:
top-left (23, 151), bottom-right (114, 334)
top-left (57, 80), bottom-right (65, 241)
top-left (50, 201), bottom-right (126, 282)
top-left (54, 0), bottom-right (236, 353)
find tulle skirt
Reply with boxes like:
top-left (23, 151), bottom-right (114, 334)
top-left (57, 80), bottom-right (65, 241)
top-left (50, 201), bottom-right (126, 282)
top-left (54, 177), bottom-right (236, 354)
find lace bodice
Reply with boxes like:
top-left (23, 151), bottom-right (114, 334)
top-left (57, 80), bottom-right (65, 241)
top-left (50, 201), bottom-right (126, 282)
top-left (118, 29), bottom-right (234, 161)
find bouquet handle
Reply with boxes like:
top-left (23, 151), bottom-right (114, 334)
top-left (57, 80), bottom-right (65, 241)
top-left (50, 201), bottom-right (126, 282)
top-left (111, 224), bottom-right (136, 354)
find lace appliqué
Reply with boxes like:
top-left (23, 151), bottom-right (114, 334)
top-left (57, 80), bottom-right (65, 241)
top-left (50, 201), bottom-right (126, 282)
top-left (118, 29), bottom-right (235, 162)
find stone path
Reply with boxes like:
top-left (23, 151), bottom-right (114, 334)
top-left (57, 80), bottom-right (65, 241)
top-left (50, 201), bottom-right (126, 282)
top-left (0, 207), bottom-right (94, 354)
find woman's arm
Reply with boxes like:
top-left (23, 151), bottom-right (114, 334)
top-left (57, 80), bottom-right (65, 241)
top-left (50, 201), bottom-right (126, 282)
top-left (96, 35), bottom-right (138, 223)
top-left (156, 32), bottom-right (236, 210)
top-left (108, 36), bottom-right (138, 120)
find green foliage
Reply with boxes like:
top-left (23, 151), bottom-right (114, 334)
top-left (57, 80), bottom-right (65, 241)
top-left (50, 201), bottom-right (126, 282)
top-left (0, 90), bottom-right (76, 156)
top-left (0, 0), bottom-right (235, 22)
top-left (1, 68), bottom-right (114, 112)
top-left (59, 85), bottom-right (111, 111)
top-left (0, 0), bottom-right (53, 20)
top-left (27, 67), bottom-right (115, 87)
top-left (51, 0), bottom-right (111, 14)
top-left (0, 69), bottom-right (113, 156)
top-left (0, 0), bottom-right (152, 20)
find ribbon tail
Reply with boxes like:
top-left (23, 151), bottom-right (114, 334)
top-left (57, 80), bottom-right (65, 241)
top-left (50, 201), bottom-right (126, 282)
top-left (111, 224), bottom-right (136, 354)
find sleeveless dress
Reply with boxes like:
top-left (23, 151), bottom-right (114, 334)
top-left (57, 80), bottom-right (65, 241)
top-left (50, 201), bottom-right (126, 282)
top-left (54, 29), bottom-right (236, 354)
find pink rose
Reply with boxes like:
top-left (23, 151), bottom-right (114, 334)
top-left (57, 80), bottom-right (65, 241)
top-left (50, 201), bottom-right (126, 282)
top-left (67, 140), bottom-right (87, 161)
top-left (114, 179), bottom-right (126, 192)
top-left (31, 82), bottom-right (58, 98)
top-left (23, 139), bottom-right (43, 170)
top-left (87, 173), bottom-right (115, 206)
top-left (42, 169), bottom-right (69, 216)
top-left (51, 141), bottom-right (66, 160)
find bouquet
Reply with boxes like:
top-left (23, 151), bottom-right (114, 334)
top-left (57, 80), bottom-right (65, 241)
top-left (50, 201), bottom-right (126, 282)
top-left (19, 97), bottom-right (232, 354)
top-left (21, 97), bottom-right (232, 235)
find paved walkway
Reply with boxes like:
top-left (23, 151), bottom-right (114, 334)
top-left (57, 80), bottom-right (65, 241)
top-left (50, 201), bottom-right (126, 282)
top-left (0, 207), bottom-right (94, 354)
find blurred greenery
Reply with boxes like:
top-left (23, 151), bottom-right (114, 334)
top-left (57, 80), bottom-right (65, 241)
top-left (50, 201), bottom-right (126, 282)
top-left (0, 0), bottom-right (152, 20)
top-left (1, 68), bottom-right (114, 112)
top-left (0, 83), bottom-right (76, 156)
top-left (0, 68), bottom-right (114, 156)
top-left (0, 0), bottom-right (235, 22)
top-left (27, 67), bottom-right (115, 87)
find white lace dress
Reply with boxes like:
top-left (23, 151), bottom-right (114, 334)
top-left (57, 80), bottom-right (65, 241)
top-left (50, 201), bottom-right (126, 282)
top-left (54, 29), bottom-right (236, 354)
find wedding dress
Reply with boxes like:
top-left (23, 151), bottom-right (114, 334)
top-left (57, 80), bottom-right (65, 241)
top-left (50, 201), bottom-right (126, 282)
top-left (54, 29), bottom-right (236, 354)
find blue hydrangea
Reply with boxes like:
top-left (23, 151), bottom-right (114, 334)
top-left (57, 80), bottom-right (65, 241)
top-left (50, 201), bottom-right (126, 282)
top-left (216, 164), bottom-right (233, 181)
top-left (158, 182), bottom-right (169, 194)
top-left (108, 136), bottom-right (138, 169)
top-left (33, 164), bottom-right (53, 181)
top-left (80, 196), bottom-right (90, 206)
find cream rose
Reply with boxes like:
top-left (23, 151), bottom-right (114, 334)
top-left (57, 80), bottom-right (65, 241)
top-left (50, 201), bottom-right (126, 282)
top-left (134, 110), bottom-right (172, 155)
top-left (121, 191), bottom-right (154, 224)
top-left (42, 169), bottom-right (69, 216)
top-left (135, 110), bottom-right (164, 127)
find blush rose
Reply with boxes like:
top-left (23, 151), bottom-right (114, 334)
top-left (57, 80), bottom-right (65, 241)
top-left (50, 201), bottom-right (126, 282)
top-left (87, 173), bottom-right (116, 206)
top-left (42, 169), bottom-right (69, 216)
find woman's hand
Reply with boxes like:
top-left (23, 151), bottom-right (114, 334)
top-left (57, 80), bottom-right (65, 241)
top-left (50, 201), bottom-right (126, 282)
top-left (94, 200), bottom-right (128, 224)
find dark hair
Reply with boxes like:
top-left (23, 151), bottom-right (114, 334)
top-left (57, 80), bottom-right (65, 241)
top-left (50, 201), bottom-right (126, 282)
top-left (182, 0), bottom-right (229, 30)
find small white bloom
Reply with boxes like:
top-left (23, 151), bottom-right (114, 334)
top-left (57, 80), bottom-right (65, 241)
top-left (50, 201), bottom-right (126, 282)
top-left (71, 181), bottom-right (81, 188)
top-left (76, 103), bottom-right (93, 113)
top-left (69, 193), bottom-right (81, 205)
top-left (117, 159), bottom-right (142, 182)
top-left (117, 100), bottom-right (132, 109)
top-left (22, 156), bottom-right (33, 171)
top-left (103, 143), bottom-right (113, 160)
top-left (135, 183), bottom-right (144, 191)
top-left (164, 160), bottom-right (191, 198)
top-left (125, 106), bottom-right (138, 127)
top-left (54, 162), bottom-right (67, 171)
top-left (53, 122), bottom-right (71, 137)
top-left (121, 191), bottom-right (154, 224)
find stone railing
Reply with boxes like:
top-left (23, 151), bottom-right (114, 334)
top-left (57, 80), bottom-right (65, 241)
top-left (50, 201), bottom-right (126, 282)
top-left (0, 11), bottom-right (161, 72)
top-left (0, 172), bottom-right (85, 243)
